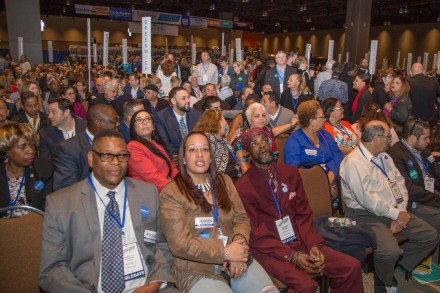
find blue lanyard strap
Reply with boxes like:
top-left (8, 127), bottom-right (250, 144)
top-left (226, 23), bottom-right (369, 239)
top-left (88, 174), bottom-right (128, 230)
top-left (276, 66), bottom-right (285, 83)
top-left (359, 146), bottom-right (390, 182)
top-left (414, 156), bottom-right (431, 176)
top-left (7, 170), bottom-right (26, 207)
top-left (267, 167), bottom-right (282, 219)
top-left (209, 175), bottom-right (220, 229)
top-left (290, 90), bottom-right (301, 112)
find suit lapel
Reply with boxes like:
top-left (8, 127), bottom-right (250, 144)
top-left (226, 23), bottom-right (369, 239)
top-left (167, 108), bottom-right (182, 140)
top-left (126, 179), bottom-right (143, 244)
top-left (80, 179), bottom-right (101, 282)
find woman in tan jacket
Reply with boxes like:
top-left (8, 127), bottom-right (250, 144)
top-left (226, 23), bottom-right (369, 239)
top-left (160, 132), bottom-right (278, 293)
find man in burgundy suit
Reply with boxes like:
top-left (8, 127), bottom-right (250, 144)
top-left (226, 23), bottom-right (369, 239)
top-left (235, 128), bottom-right (363, 293)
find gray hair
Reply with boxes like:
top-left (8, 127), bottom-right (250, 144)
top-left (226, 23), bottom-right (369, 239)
top-left (361, 123), bottom-right (385, 143)
top-left (245, 102), bottom-right (268, 124)
top-left (221, 74), bottom-right (231, 86)
top-left (103, 79), bottom-right (119, 90)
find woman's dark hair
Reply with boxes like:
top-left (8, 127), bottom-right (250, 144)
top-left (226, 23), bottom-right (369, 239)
top-left (60, 85), bottom-right (77, 96)
top-left (322, 98), bottom-right (339, 121)
top-left (355, 73), bottom-right (371, 87)
top-left (357, 102), bottom-right (394, 131)
top-left (129, 110), bottom-right (173, 178)
top-left (175, 131), bottom-right (232, 213)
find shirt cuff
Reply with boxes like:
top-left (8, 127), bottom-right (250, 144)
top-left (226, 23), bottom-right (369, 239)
top-left (387, 206), bottom-right (401, 220)
top-left (149, 280), bottom-right (167, 290)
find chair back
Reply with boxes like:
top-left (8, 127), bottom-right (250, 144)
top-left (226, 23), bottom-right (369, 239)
top-left (298, 163), bottom-right (333, 218)
top-left (275, 134), bottom-right (289, 165)
top-left (0, 206), bottom-right (44, 293)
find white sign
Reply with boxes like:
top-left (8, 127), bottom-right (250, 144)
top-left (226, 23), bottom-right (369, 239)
top-left (122, 39), bottom-right (128, 64)
top-left (48, 41), bottom-right (53, 63)
top-left (432, 54), bottom-right (437, 70)
top-left (423, 52), bottom-right (429, 71)
top-left (368, 40), bottom-right (378, 75)
top-left (235, 38), bottom-right (242, 61)
top-left (17, 37), bottom-right (23, 58)
top-left (165, 37), bottom-right (168, 54)
top-left (346, 52), bottom-right (349, 63)
top-left (87, 18), bottom-right (91, 93)
top-left (327, 40), bottom-right (334, 61)
top-left (417, 56), bottom-right (421, 63)
top-left (128, 22), bottom-right (178, 36)
top-left (402, 57), bottom-right (406, 70)
top-left (305, 44), bottom-right (311, 66)
top-left (396, 51), bottom-right (400, 68)
top-left (191, 43), bottom-right (196, 65)
top-left (142, 17), bottom-right (152, 75)
top-left (221, 33), bottom-right (225, 56)
top-left (103, 31), bottom-right (109, 67)
top-left (338, 53), bottom-right (342, 63)
top-left (437, 51), bottom-right (440, 75)
top-left (92, 44), bottom-right (97, 64)
top-left (189, 16), bottom-right (208, 28)
top-left (407, 53), bottom-right (413, 73)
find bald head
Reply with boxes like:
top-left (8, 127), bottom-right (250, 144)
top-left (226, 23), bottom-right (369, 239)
top-left (411, 63), bottom-right (424, 76)
top-left (361, 120), bottom-right (391, 156)
top-left (87, 104), bottom-right (120, 134)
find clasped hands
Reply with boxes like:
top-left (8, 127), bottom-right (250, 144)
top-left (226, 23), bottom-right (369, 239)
top-left (294, 246), bottom-right (325, 276)
top-left (223, 239), bottom-right (249, 279)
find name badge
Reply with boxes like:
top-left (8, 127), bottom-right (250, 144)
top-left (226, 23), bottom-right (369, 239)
top-left (195, 217), bottom-right (214, 228)
top-left (424, 176), bottom-right (435, 193)
top-left (143, 230), bottom-right (157, 243)
top-left (203, 74), bottom-right (208, 82)
top-left (389, 181), bottom-right (404, 204)
top-left (123, 243), bottom-right (145, 281)
top-left (279, 84), bottom-right (284, 94)
top-left (305, 149), bottom-right (317, 156)
top-left (218, 234), bottom-right (229, 247)
top-left (275, 216), bottom-right (296, 243)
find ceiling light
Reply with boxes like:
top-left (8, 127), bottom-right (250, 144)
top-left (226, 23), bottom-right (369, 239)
top-left (242, 0), bottom-right (250, 2)
top-left (146, 0), bottom-right (153, 3)
top-left (66, 0), bottom-right (70, 6)
top-left (310, 26), bottom-right (315, 31)
top-left (283, 28), bottom-right (287, 33)
top-left (262, 10), bottom-right (268, 17)
top-left (250, 24), bottom-right (254, 30)
top-left (306, 17), bottom-right (312, 23)
top-left (62, 7), bottom-right (66, 13)
top-left (209, 3), bottom-right (215, 10)
top-left (275, 21), bottom-right (280, 27)
top-left (404, 6), bottom-right (408, 14)
top-left (262, 31), bottom-right (265, 34)
top-left (399, 6), bottom-right (404, 14)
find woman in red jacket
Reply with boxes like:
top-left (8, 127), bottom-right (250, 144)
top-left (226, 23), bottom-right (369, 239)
top-left (127, 110), bottom-right (178, 192)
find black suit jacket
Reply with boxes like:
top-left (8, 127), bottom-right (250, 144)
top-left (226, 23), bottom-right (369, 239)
top-left (154, 107), bottom-right (201, 156)
top-left (12, 110), bottom-right (50, 132)
top-left (53, 132), bottom-right (91, 191)
top-left (409, 74), bottom-right (440, 127)
top-left (118, 117), bottom-right (130, 142)
top-left (264, 66), bottom-right (297, 97)
top-left (143, 98), bottom-right (170, 115)
top-left (387, 141), bottom-right (440, 210)
top-left (0, 156), bottom-right (53, 212)
top-left (350, 89), bottom-right (373, 123)
top-left (38, 117), bottom-right (87, 157)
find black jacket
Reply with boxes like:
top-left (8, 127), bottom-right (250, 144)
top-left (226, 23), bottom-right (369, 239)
top-left (409, 74), bottom-right (440, 127)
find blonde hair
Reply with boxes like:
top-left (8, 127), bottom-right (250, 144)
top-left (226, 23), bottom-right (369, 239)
top-left (0, 123), bottom-right (39, 157)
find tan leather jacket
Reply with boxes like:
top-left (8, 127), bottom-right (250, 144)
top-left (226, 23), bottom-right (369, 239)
top-left (159, 174), bottom-right (250, 291)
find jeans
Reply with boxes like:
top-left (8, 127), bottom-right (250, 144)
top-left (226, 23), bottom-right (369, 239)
top-left (189, 260), bottom-right (279, 293)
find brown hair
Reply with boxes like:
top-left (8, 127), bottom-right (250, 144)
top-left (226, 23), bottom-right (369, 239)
top-left (389, 76), bottom-right (410, 97)
top-left (357, 102), bottom-right (394, 131)
top-left (193, 109), bottom-right (223, 135)
top-left (161, 59), bottom-right (175, 77)
top-left (174, 132), bottom-right (232, 213)
top-left (297, 100), bottom-right (321, 128)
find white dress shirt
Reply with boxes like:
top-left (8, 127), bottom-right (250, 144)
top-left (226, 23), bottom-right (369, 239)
top-left (339, 143), bottom-right (408, 220)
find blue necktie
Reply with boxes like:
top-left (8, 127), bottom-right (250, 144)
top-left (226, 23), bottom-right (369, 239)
top-left (101, 191), bottom-right (125, 293)
top-left (179, 116), bottom-right (188, 138)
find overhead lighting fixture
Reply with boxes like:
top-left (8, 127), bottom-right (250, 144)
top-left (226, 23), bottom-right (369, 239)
top-left (242, 0), bottom-right (250, 2)
top-left (310, 26), bottom-right (315, 31)
top-left (306, 17), bottom-right (312, 23)
top-left (262, 31), bottom-right (265, 34)
top-left (262, 10), bottom-right (268, 17)
top-left (275, 21), bottom-right (280, 27)
top-left (404, 6), bottom-right (408, 14)
top-left (62, 6), bottom-right (66, 13)
top-left (283, 28), bottom-right (287, 33)
top-left (209, 3), bottom-right (215, 10)
top-left (384, 20), bottom-right (391, 26)
top-left (128, 28), bottom-right (132, 37)
top-left (66, 0), bottom-right (70, 5)
top-left (146, 0), bottom-right (153, 3)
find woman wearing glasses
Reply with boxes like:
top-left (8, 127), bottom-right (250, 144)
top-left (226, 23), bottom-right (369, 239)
top-left (61, 85), bottom-right (87, 120)
top-left (159, 131), bottom-right (277, 293)
top-left (323, 98), bottom-right (359, 155)
top-left (372, 68), bottom-right (395, 108)
top-left (284, 100), bottom-right (343, 194)
top-left (384, 76), bottom-right (413, 133)
top-left (127, 110), bottom-right (178, 192)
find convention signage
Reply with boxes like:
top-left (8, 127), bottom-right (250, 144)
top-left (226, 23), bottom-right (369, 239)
top-left (48, 41), bottom-right (53, 63)
top-left (142, 17), bottom-right (152, 75)
top-left (407, 53), bottom-right (413, 73)
top-left (93, 44), bottom-right (97, 64)
top-left (368, 40), bottom-right (378, 75)
top-left (423, 52), bottom-right (429, 71)
top-left (128, 22), bottom-right (178, 36)
top-left (220, 20), bottom-right (233, 29)
top-left (327, 40), bottom-right (334, 61)
top-left (122, 39), bottom-right (128, 64)
top-left (189, 16), bottom-right (208, 28)
top-left (17, 37), bottom-right (23, 57)
top-left (110, 7), bottom-right (132, 21)
top-left (235, 38), bottom-right (242, 61)
top-left (132, 10), bottom-right (181, 25)
top-left (103, 31), bottom-right (109, 67)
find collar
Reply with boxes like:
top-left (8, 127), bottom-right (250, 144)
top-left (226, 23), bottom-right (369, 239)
top-left (90, 172), bottom-right (125, 201)
top-left (269, 106), bottom-right (281, 121)
top-left (58, 118), bottom-right (76, 133)
top-left (86, 128), bottom-right (94, 142)
top-left (358, 143), bottom-right (376, 161)
top-left (401, 139), bottom-right (421, 155)
top-left (173, 109), bottom-right (186, 121)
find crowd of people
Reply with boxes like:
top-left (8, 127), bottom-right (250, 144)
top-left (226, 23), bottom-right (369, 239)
top-left (0, 48), bottom-right (440, 293)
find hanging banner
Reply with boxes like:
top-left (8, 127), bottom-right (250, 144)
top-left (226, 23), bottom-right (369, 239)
top-left (109, 7), bottom-right (131, 21)
top-left (345, 52), bottom-right (349, 63)
top-left (220, 20), bottom-right (233, 29)
top-left (165, 37), bottom-right (168, 54)
top-left (422, 52), bottom-right (429, 71)
top-left (437, 51), bottom-right (440, 75)
top-left (417, 56), bottom-right (421, 63)
top-left (75, 4), bottom-right (93, 15)
top-left (128, 22), bottom-right (178, 36)
top-left (189, 16), bottom-right (208, 28)
top-left (191, 43), bottom-right (196, 65)
top-left (87, 18), bottom-right (91, 93)
top-left (432, 54), bottom-right (437, 70)
top-left (234, 22), bottom-right (252, 29)
top-left (93, 43), bottom-right (97, 64)
top-left (337, 53), bottom-right (342, 63)
top-left (305, 44), bottom-right (311, 66)
top-left (407, 53), bottom-right (413, 74)
top-left (221, 33), bottom-right (225, 56)
top-left (402, 58), bottom-right (406, 71)
top-left (208, 18), bottom-right (220, 27)
top-left (48, 41), bottom-right (53, 63)
top-left (327, 40), bottom-right (334, 61)
top-left (103, 32), bottom-right (109, 67)
top-left (92, 6), bottom-right (109, 16)
top-left (229, 49), bottom-right (234, 66)
top-left (142, 17), bottom-right (152, 75)
top-left (396, 51), bottom-right (400, 68)
top-left (122, 39), bottom-right (128, 64)
top-left (132, 10), bottom-right (181, 24)
top-left (235, 38), bottom-right (242, 61)
top-left (368, 40), bottom-right (378, 75)
top-left (18, 37), bottom-right (23, 58)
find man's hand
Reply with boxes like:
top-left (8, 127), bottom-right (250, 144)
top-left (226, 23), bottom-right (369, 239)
top-left (390, 220), bottom-right (404, 234)
top-left (133, 281), bottom-right (161, 293)
top-left (295, 252), bottom-right (324, 275)
top-left (396, 211), bottom-right (410, 229)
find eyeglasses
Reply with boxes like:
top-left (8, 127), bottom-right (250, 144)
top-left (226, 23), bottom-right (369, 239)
top-left (409, 118), bottom-right (423, 136)
top-left (134, 117), bottom-right (152, 124)
top-left (333, 107), bottom-right (343, 111)
top-left (313, 116), bottom-right (326, 120)
top-left (377, 133), bottom-right (392, 140)
top-left (92, 150), bottom-right (131, 162)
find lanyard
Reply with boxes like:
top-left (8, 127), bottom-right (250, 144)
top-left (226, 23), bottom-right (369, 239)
top-left (267, 167), bottom-right (282, 219)
top-left (335, 122), bottom-right (352, 141)
top-left (203, 64), bottom-right (209, 74)
top-left (7, 170), bottom-right (26, 207)
top-left (290, 90), bottom-right (301, 112)
top-left (209, 175), bottom-right (221, 229)
top-left (86, 133), bottom-right (93, 144)
top-left (227, 145), bottom-right (238, 163)
top-left (88, 175), bottom-right (128, 230)
top-left (389, 96), bottom-right (399, 105)
top-left (414, 156), bottom-right (431, 177)
top-left (276, 66), bottom-right (285, 83)
top-left (359, 146), bottom-right (391, 182)
top-left (271, 107), bottom-right (283, 126)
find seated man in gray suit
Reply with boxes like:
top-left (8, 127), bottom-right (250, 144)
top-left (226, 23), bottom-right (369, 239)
top-left (40, 130), bottom-right (176, 293)
top-left (261, 91), bottom-right (297, 132)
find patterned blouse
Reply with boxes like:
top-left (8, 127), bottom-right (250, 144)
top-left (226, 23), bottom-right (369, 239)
top-left (3, 176), bottom-right (28, 218)
top-left (206, 133), bottom-right (241, 179)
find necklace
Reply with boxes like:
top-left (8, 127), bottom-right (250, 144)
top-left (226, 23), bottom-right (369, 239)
top-left (196, 182), bottom-right (211, 193)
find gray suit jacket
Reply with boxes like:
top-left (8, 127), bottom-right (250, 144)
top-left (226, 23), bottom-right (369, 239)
top-left (39, 177), bottom-right (174, 293)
